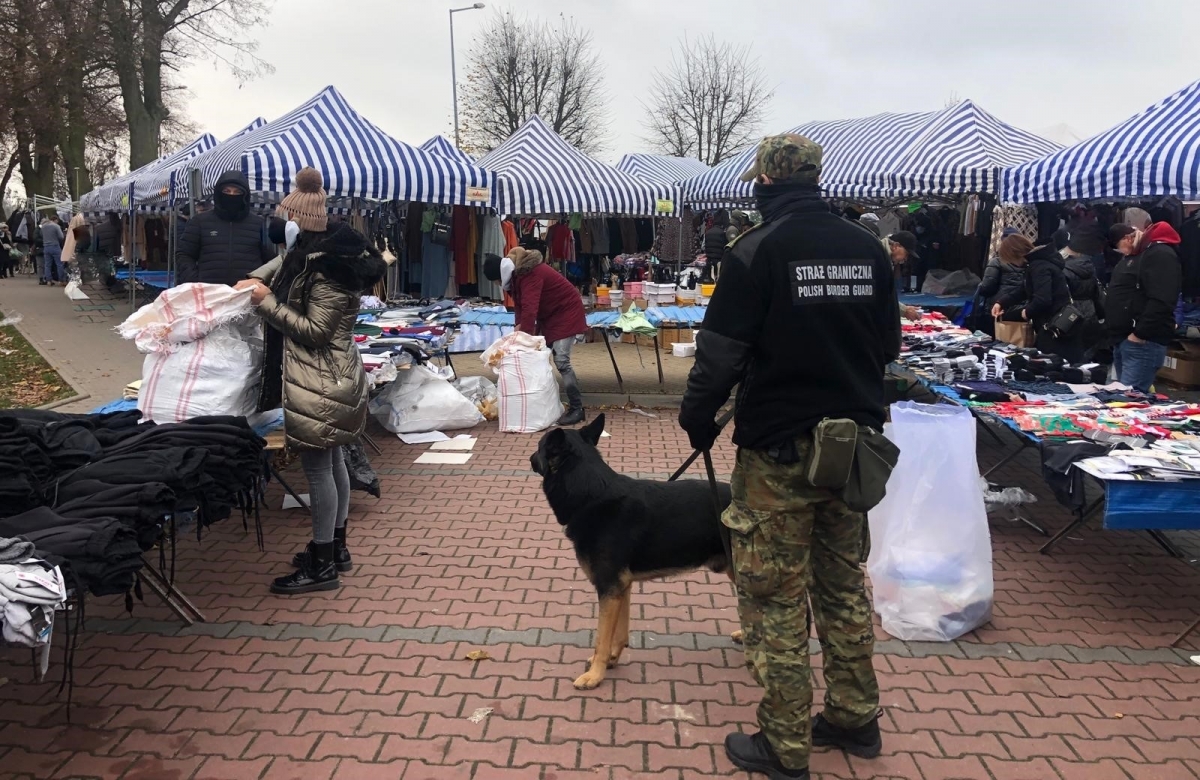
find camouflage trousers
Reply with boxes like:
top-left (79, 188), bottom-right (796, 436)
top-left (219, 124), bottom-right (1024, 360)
top-left (723, 440), bottom-right (880, 771)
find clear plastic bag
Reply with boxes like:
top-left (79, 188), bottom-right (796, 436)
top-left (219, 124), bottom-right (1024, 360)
top-left (867, 403), bottom-right (994, 641)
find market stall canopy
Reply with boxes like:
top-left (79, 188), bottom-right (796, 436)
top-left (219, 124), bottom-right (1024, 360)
top-left (681, 100), bottom-right (1059, 206)
top-left (476, 115), bottom-right (679, 217)
top-left (80, 133), bottom-right (218, 215)
top-left (148, 86), bottom-right (493, 209)
top-left (420, 135), bottom-right (476, 165)
top-left (132, 118), bottom-right (268, 210)
top-left (615, 153), bottom-right (709, 186)
top-left (1002, 79), bottom-right (1200, 204)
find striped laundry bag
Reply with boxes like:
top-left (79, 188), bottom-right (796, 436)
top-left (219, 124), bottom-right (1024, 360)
top-left (482, 332), bottom-right (561, 434)
top-left (117, 282), bottom-right (263, 423)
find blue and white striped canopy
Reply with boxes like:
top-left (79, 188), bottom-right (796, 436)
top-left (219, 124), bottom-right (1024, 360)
top-left (420, 135), bottom-right (475, 166)
top-left (615, 153), bottom-right (709, 186)
top-left (158, 86), bottom-right (492, 208)
top-left (1001, 79), bottom-right (1200, 203)
top-left (477, 115), bottom-right (678, 216)
top-left (133, 118), bottom-right (267, 209)
top-left (682, 100), bottom-right (1059, 206)
top-left (80, 134), bottom-right (218, 214)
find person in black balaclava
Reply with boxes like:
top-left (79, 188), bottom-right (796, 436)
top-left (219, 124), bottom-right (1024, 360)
top-left (174, 169), bottom-right (275, 286)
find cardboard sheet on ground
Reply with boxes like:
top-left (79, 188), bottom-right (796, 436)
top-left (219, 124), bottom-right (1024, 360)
top-left (414, 452), bottom-right (473, 465)
top-left (430, 436), bottom-right (477, 451)
top-left (398, 431), bottom-right (450, 444)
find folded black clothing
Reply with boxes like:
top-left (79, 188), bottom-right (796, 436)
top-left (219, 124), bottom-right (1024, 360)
top-left (951, 381), bottom-right (1013, 403)
top-left (0, 507), bottom-right (144, 596)
top-left (1090, 366), bottom-right (1109, 383)
top-left (1007, 380), bottom-right (1076, 396)
top-left (1046, 371), bottom-right (1065, 382)
top-left (54, 480), bottom-right (176, 551)
top-left (1015, 369), bottom-right (1036, 382)
top-left (1063, 367), bottom-right (1088, 384)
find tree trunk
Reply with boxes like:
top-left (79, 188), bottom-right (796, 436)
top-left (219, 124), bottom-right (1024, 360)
top-left (0, 152), bottom-right (17, 220)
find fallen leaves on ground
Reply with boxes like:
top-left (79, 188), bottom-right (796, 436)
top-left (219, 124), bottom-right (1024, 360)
top-left (0, 317), bottom-right (73, 408)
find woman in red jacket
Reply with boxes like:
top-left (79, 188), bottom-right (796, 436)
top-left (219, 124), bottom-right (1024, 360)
top-left (508, 247), bottom-right (588, 425)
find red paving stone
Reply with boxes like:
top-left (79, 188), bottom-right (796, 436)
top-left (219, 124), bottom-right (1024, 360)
top-left (1, 411), bottom-right (1199, 778)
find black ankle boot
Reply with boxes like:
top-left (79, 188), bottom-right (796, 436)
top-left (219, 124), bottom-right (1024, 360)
top-left (272, 541), bottom-right (339, 594)
top-left (724, 732), bottom-right (808, 779)
top-left (556, 407), bottom-right (585, 426)
top-left (292, 528), bottom-right (352, 573)
top-left (811, 712), bottom-right (882, 758)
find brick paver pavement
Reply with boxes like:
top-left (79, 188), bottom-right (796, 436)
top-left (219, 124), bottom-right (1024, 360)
top-left (2, 409), bottom-right (1199, 778)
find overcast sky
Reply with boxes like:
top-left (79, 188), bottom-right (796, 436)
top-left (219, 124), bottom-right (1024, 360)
top-left (179, 0), bottom-right (1200, 165)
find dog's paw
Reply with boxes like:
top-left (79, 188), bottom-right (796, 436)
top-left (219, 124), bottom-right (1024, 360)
top-left (573, 671), bottom-right (605, 690)
top-left (730, 629), bottom-right (744, 644)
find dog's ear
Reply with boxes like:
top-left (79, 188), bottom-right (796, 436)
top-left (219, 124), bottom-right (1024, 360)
top-left (579, 413), bottom-right (605, 446)
top-left (543, 427), bottom-right (569, 454)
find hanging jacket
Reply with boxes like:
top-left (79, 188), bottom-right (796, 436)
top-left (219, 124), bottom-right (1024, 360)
top-left (1105, 222), bottom-right (1183, 346)
top-left (977, 256), bottom-right (1026, 309)
top-left (1062, 254), bottom-right (1105, 321)
top-left (175, 171), bottom-right (275, 286)
top-left (1022, 245), bottom-right (1071, 331)
top-left (703, 225), bottom-right (727, 265)
top-left (250, 224), bottom-right (387, 452)
top-left (510, 251), bottom-right (587, 345)
top-left (94, 215), bottom-right (122, 256)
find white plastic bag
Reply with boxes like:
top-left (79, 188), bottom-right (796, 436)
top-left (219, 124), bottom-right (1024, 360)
top-left (369, 363), bottom-right (483, 434)
top-left (118, 283), bottom-right (255, 354)
top-left (138, 318), bottom-right (262, 423)
top-left (867, 403), bottom-right (993, 641)
top-left (482, 333), bottom-right (561, 434)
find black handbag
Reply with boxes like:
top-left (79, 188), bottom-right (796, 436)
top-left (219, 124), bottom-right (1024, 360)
top-left (1049, 296), bottom-right (1084, 337)
top-left (430, 211), bottom-right (452, 246)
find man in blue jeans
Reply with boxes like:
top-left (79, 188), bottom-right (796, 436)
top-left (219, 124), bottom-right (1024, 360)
top-left (1106, 222), bottom-right (1182, 392)
top-left (39, 215), bottom-right (65, 286)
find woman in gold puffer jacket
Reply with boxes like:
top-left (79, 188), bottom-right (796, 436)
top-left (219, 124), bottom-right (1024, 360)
top-left (242, 216), bottom-right (385, 595)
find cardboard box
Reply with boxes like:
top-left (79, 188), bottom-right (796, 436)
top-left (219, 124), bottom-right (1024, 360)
top-left (1157, 341), bottom-right (1200, 386)
top-left (658, 327), bottom-right (697, 346)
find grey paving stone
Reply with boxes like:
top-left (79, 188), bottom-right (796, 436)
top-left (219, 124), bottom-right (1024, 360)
top-left (277, 624), bottom-right (336, 641)
top-left (329, 625), bottom-right (388, 642)
top-left (226, 622), bottom-right (286, 640)
top-left (635, 631), bottom-right (696, 650)
top-left (433, 627), bottom-right (490, 644)
top-left (485, 629), bottom-right (541, 646)
top-left (1013, 643), bottom-right (1075, 662)
top-left (1065, 645), bottom-right (1133, 664)
top-left (958, 642), bottom-right (1017, 659)
top-left (381, 626), bottom-right (438, 643)
top-left (906, 641), bottom-right (966, 658)
top-left (873, 640), bottom-right (913, 657)
top-left (541, 629), bottom-right (594, 649)
top-left (175, 622), bottom-right (235, 638)
top-left (1121, 647), bottom-right (1194, 666)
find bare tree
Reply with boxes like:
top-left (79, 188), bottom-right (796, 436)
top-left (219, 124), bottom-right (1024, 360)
top-left (642, 36), bottom-right (773, 166)
top-left (459, 12), bottom-right (608, 155)
top-left (101, 0), bottom-right (274, 168)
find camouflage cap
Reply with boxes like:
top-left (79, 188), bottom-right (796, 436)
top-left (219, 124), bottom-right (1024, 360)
top-left (739, 134), bottom-right (822, 183)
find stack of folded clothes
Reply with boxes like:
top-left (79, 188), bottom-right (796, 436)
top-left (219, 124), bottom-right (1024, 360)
top-left (0, 410), bottom-right (265, 599)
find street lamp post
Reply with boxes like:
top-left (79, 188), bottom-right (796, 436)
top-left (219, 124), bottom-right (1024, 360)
top-left (449, 2), bottom-right (485, 149)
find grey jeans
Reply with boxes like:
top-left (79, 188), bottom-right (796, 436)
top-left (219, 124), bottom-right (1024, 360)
top-left (300, 445), bottom-right (351, 544)
top-left (551, 337), bottom-right (583, 410)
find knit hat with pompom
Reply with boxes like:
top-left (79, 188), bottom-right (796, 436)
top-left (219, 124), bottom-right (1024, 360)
top-left (276, 167), bottom-right (328, 233)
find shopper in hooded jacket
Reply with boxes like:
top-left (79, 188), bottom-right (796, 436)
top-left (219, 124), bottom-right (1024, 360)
top-left (1105, 221), bottom-right (1183, 391)
top-left (1021, 243), bottom-right (1086, 363)
top-left (238, 167), bottom-right (386, 595)
top-left (176, 169), bottom-right (276, 286)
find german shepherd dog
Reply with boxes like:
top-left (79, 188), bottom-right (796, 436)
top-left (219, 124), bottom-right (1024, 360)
top-left (531, 414), bottom-right (735, 690)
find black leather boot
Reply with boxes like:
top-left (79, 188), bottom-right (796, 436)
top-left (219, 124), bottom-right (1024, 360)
top-left (811, 712), bottom-right (882, 758)
top-left (556, 407), bottom-right (585, 426)
top-left (724, 732), bottom-right (809, 779)
top-left (271, 541), bottom-right (339, 594)
top-left (292, 527), bottom-right (352, 573)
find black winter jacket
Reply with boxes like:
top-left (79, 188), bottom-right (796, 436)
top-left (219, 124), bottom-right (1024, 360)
top-left (680, 189), bottom-right (900, 451)
top-left (1022, 246), bottom-right (1072, 331)
top-left (978, 256), bottom-right (1026, 309)
top-left (175, 171), bottom-right (275, 286)
top-left (94, 217), bottom-right (122, 256)
top-left (703, 225), bottom-right (728, 265)
top-left (1063, 254), bottom-right (1106, 322)
top-left (1105, 223), bottom-right (1183, 345)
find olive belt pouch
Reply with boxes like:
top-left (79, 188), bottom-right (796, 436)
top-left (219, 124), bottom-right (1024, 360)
top-left (807, 418), bottom-right (859, 488)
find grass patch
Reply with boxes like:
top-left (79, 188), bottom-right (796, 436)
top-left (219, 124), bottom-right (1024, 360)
top-left (0, 311), bottom-right (73, 408)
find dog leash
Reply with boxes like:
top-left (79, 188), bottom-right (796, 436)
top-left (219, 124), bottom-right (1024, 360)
top-left (667, 406), bottom-right (736, 482)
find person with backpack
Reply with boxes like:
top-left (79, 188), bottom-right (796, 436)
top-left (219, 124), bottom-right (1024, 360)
top-left (1061, 233), bottom-right (1107, 361)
